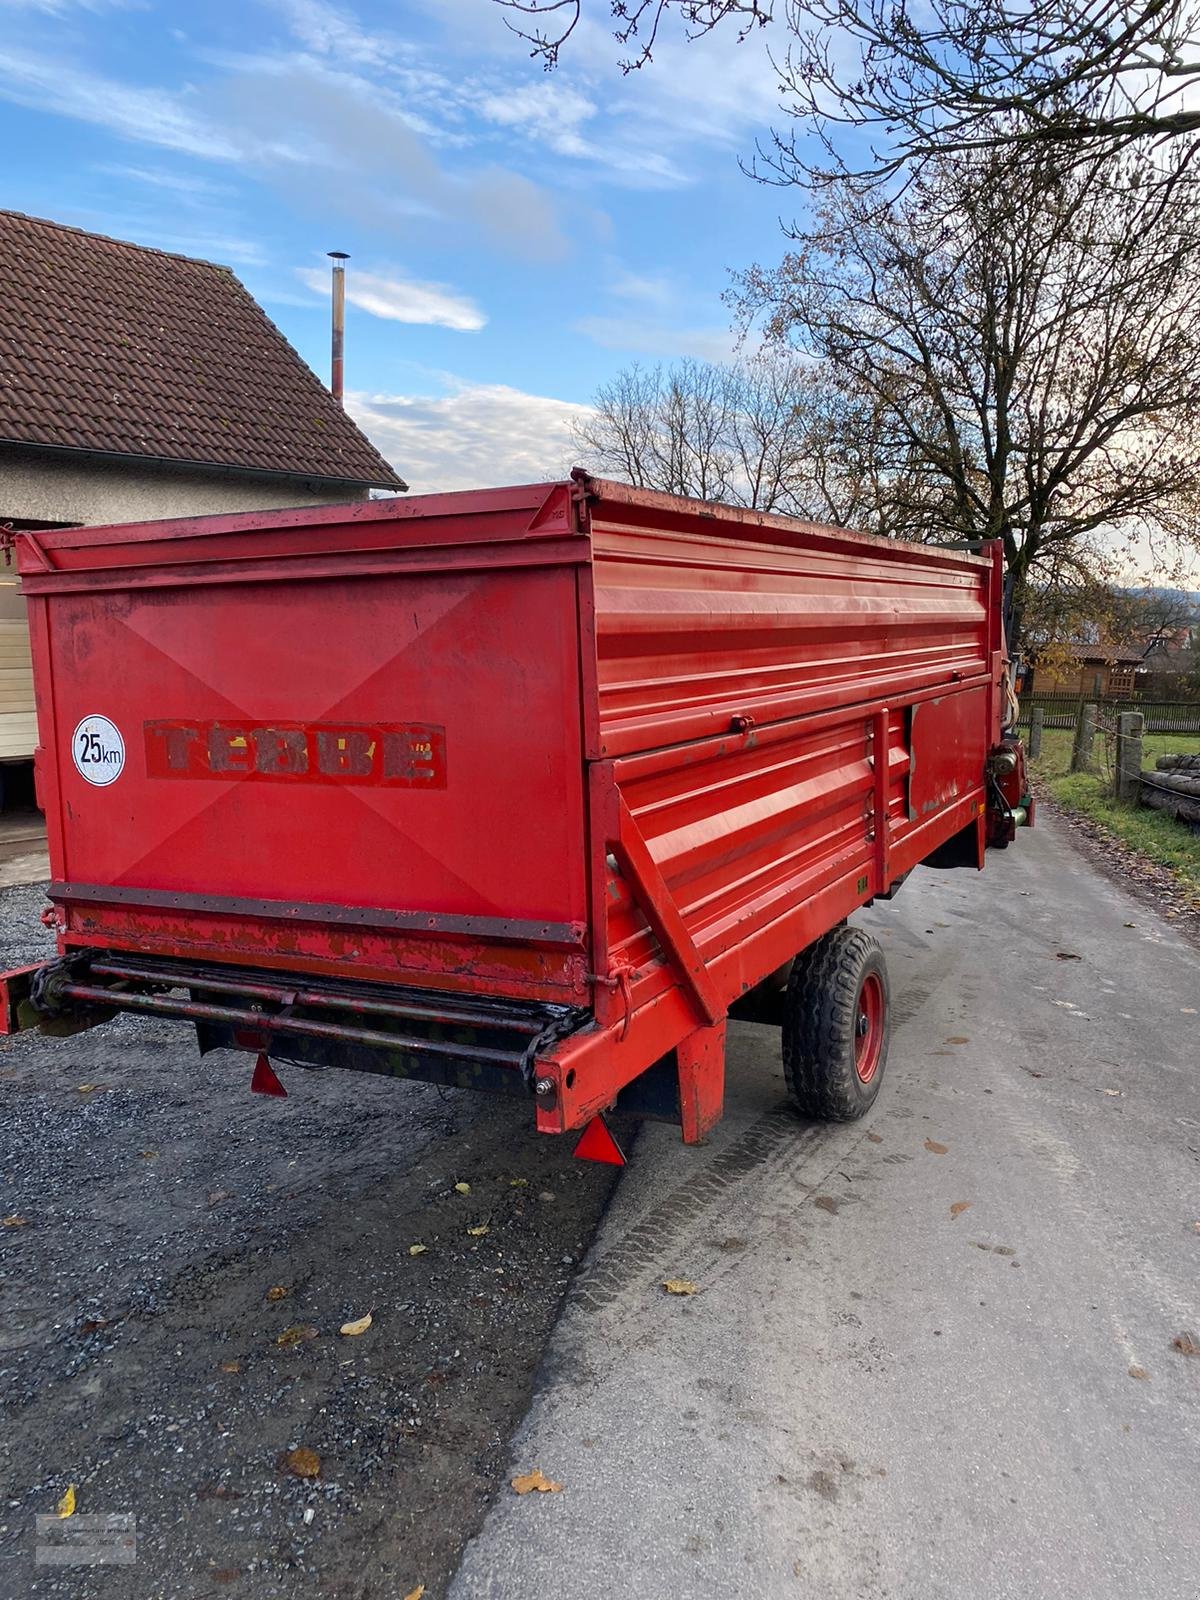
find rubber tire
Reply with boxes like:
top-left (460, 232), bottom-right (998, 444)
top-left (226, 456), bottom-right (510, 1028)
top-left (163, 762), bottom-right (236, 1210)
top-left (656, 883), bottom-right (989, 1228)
top-left (782, 926), bottom-right (890, 1121)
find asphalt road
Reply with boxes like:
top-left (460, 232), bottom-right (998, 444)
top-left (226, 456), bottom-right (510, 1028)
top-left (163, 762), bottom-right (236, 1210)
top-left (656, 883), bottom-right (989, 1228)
top-left (453, 813), bottom-right (1200, 1600)
top-left (0, 883), bottom-right (618, 1600)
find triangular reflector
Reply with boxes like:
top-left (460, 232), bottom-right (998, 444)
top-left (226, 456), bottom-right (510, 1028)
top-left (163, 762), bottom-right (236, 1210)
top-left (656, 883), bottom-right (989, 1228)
top-left (573, 1115), bottom-right (625, 1166)
top-left (250, 1053), bottom-right (287, 1097)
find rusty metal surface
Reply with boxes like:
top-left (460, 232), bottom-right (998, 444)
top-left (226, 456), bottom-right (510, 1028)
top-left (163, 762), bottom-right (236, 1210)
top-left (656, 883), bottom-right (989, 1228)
top-left (21, 949), bottom-right (590, 1098)
top-left (86, 959), bottom-right (552, 1034)
top-left (49, 883), bottom-right (586, 948)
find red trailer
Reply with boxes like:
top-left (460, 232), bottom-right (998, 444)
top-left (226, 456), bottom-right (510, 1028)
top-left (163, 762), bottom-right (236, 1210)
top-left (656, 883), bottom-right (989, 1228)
top-left (0, 474), bottom-right (1029, 1153)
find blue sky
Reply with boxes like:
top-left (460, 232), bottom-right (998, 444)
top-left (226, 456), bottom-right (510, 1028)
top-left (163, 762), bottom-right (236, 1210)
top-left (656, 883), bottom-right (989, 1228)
top-left (0, 0), bottom-right (792, 490)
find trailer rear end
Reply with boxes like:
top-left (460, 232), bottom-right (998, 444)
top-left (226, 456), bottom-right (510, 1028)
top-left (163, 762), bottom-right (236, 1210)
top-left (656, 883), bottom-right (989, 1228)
top-left (0, 473), bottom-right (1029, 1150)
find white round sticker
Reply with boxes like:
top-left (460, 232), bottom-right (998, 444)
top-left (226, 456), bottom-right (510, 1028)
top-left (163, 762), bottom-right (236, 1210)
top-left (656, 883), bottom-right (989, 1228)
top-left (72, 715), bottom-right (125, 786)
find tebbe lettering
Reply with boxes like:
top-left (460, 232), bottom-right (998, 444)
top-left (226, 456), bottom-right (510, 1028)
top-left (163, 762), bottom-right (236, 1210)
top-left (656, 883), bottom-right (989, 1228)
top-left (144, 720), bottom-right (446, 788)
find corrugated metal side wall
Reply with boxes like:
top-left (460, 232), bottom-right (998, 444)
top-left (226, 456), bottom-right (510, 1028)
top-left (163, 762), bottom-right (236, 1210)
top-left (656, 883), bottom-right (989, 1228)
top-left (588, 494), bottom-right (994, 993)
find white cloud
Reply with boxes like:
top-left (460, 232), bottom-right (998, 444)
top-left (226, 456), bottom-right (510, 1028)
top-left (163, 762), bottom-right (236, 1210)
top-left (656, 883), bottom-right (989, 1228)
top-left (464, 9), bottom-right (783, 190)
top-left (266, 0), bottom-right (401, 68)
top-left (346, 382), bottom-right (593, 494)
top-left (218, 65), bottom-right (570, 260)
top-left (0, 44), bottom-right (236, 159)
top-left (606, 23), bottom-right (783, 151)
top-left (608, 266), bottom-right (676, 307)
top-left (574, 314), bottom-right (737, 364)
top-left (472, 70), bottom-right (688, 188)
top-left (296, 265), bottom-right (486, 331)
top-left (0, 0), bottom-right (137, 11)
top-left (93, 163), bottom-right (232, 196)
top-left (0, 35), bottom-right (570, 260)
top-left (477, 81), bottom-right (598, 159)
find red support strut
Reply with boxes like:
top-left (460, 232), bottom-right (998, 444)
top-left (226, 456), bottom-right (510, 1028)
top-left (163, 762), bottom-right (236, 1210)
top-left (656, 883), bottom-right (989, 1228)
top-left (676, 1020), bottom-right (726, 1145)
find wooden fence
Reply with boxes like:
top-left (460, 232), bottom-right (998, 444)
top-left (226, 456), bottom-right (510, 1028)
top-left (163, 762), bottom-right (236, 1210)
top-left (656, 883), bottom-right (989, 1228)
top-left (1015, 694), bottom-right (1200, 734)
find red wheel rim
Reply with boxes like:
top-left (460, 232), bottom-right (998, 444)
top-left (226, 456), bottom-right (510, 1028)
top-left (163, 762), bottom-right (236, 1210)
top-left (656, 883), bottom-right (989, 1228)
top-left (854, 973), bottom-right (884, 1084)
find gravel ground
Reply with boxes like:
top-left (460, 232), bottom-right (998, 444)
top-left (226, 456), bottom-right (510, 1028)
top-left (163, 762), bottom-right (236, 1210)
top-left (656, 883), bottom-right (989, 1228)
top-left (0, 883), bottom-right (619, 1600)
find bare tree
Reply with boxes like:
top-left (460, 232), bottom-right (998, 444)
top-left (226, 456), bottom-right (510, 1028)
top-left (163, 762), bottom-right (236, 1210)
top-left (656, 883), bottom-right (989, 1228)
top-left (574, 359), bottom-right (738, 502)
top-left (731, 143), bottom-right (1200, 642)
top-left (572, 353), bottom-right (932, 527)
top-left (493, 1), bottom-right (1200, 174)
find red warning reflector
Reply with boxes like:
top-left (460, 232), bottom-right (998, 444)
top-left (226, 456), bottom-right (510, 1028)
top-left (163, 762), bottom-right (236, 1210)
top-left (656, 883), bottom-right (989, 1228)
top-left (573, 1115), bottom-right (625, 1166)
top-left (250, 1052), bottom-right (287, 1097)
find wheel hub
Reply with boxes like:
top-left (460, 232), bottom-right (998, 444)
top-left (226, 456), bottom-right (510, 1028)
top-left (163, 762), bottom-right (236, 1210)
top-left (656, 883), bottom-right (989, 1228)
top-left (854, 972), bottom-right (884, 1084)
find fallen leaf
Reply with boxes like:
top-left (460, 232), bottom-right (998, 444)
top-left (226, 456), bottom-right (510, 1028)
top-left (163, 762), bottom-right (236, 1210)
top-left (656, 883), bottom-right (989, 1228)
top-left (511, 1469), bottom-right (563, 1495)
top-left (2, 1214), bottom-right (28, 1228)
top-left (57, 1484), bottom-right (76, 1519)
top-left (466, 1224), bottom-right (489, 1238)
top-left (403, 1588), bottom-right (425, 1600)
top-left (1128, 1365), bottom-right (1149, 1380)
top-left (219, 1360), bottom-right (242, 1374)
top-left (453, 1181), bottom-right (471, 1196)
top-left (339, 1312), bottom-right (373, 1336)
top-left (813, 1195), bottom-right (839, 1215)
top-left (284, 1447), bottom-right (321, 1479)
top-left (139, 1149), bottom-right (158, 1159)
top-left (662, 1279), bottom-right (698, 1296)
top-left (1055, 952), bottom-right (1081, 961)
top-left (924, 1139), bottom-right (949, 1155)
top-left (509, 1178), bottom-right (528, 1187)
top-left (207, 1189), bottom-right (233, 1207)
top-left (949, 1201), bottom-right (972, 1219)
top-left (1123, 921), bottom-right (1136, 928)
top-left (1182, 1007), bottom-right (1197, 1015)
top-left (275, 1324), bottom-right (319, 1350)
top-left (1171, 1331), bottom-right (1200, 1356)
top-left (866, 1132), bottom-right (883, 1144)
top-left (212, 1571), bottom-right (241, 1585)
top-left (76, 1083), bottom-right (102, 1093)
top-left (1102, 1088), bottom-right (1122, 1097)
top-left (408, 1244), bottom-right (428, 1257)
top-left (265, 1285), bottom-right (290, 1301)
top-left (945, 1037), bottom-right (969, 1045)
top-left (79, 1317), bottom-right (111, 1336)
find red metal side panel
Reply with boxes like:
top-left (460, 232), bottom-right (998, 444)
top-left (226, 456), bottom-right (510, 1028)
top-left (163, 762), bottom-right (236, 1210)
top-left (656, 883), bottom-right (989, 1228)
top-left (608, 718), bottom-right (876, 987)
top-left (21, 486), bottom-right (593, 1002)
top-left (543, 483), bottom-right (999, 1130)
top-left (587, 486), bottom-right (993, 759)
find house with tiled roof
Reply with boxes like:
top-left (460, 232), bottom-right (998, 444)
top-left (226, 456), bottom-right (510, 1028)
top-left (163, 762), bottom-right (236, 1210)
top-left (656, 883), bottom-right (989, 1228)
top-left (0, 209), bottom-right (405, 766)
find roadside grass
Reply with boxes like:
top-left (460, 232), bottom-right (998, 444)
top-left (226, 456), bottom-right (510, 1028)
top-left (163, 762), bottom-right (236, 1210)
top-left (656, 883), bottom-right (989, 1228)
top-left (1029, 726), bottom-right (1200, 900)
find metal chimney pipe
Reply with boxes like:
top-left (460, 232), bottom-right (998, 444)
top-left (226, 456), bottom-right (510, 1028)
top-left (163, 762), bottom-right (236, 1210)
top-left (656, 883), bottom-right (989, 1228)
top-left (328, 251), bottom-right (348, 405)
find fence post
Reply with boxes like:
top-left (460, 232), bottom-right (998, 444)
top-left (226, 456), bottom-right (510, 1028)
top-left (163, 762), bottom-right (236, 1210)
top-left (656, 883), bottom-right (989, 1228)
top-left (1070, 702), bottom-right (1097, 774)
top-left (1028, 706), bottom-right (1044, 759)
top-left (1115, 711), bottom-right (1144, 803)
